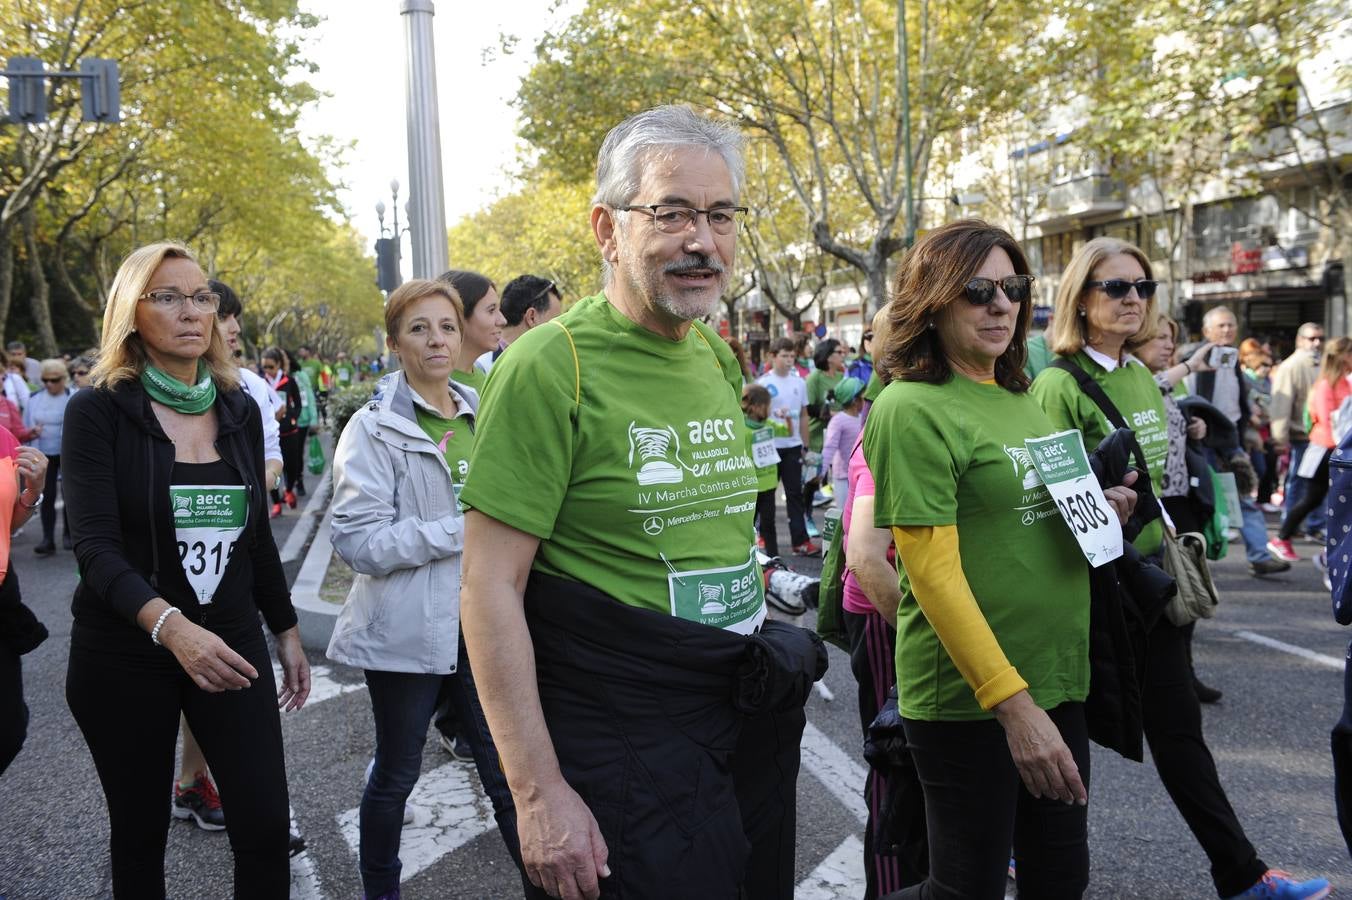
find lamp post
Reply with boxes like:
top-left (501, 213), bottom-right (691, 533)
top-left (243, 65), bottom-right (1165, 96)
top-left (374, 180), bottom-right (410, 294)
top-left (400, 0), bottom-right (449, 278)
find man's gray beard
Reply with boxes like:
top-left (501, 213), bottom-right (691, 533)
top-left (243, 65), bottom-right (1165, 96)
top-left (653, 287), bottom-right (722, 322)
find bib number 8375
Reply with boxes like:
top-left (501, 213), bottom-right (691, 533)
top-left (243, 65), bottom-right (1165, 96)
top-left (1055, 490), bottom-right (1111, 534)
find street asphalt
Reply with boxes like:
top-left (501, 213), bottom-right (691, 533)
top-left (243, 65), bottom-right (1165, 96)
top-left (2, 481), bottom-right (1351, 899)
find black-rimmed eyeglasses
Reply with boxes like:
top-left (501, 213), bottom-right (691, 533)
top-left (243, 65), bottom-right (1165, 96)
top-left (615, 204), bottom-right (748, 235)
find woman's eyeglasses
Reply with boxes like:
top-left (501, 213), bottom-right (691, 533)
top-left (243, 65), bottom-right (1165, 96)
top-left (72, 370), bottom-right (89, 377)
top-left (1088, 279), bottom-right (1158, 300)
top-left (964, 275), bottom-right (1034, 305)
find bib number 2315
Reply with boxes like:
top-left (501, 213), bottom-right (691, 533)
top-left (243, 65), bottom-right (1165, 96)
top-left (1024, 430), bottom-right (1123, 567)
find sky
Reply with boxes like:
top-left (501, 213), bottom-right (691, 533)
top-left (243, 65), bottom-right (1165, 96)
top-left (294, 1), bottom-right (574, 261)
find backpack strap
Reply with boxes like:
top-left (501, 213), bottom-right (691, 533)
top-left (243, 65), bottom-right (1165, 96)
top-left (1047, 356), bottom-right (1151, 476)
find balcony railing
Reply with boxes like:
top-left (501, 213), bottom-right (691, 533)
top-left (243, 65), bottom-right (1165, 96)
top-left (1031, 174), bottom-right (1126, 228)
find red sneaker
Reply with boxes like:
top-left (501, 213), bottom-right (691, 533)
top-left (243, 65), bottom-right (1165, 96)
top-left (270, 502), bottom-right (283, 518)
top-left (284, 490), bottom-right (297, 509)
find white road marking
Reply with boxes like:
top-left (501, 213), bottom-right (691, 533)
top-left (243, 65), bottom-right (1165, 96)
top-left (814, 680), bottom-right (836, 701)
top-left (800, 721), bottom-right (869, 825)
top-left (289, 805), bottom-right (326, 900)
top-left (272, 660), bottom-right (367, 708)
top-left (1233, 630), bottom-right (1344, 670)
top-left (338, 761), bottom-right (498, 884)
top-left (795, 834), bottom-right (865, 899)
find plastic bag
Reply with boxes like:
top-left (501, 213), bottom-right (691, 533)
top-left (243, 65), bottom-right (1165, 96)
top-left (306, 433), bottom-right (325, 475)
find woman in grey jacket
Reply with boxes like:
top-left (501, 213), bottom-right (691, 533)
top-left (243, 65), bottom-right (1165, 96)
top-left (327, 279), bottom-right (522, 900)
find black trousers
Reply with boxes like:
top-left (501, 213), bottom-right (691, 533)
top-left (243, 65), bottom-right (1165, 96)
top-left (0, 637), bottom-right (25, 777)
top-left (845, 609), bottom-right (925, 897)
top-left (755, 488), bottom-right (779, 557)
top-left (891, 703), bottom-right (1090, 900)
top-left (66, 623), bottom-right (290, 899)
top-left (776, 448), bottom-right (809, 549)
top-left (38, 452), bottom-right (66, 544)
top-left (277, 426), bottom-right (307, 495)
top-left (1142, 618), bottom-right (1266, 896)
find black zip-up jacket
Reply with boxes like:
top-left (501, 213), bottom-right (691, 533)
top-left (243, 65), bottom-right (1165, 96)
top-left (62, 379), bottom-right (296, 644)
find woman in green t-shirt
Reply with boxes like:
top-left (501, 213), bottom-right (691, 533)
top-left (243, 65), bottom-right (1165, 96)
top-left (443, 269), bottom-right (504, 397)
top-left (1031, 238), bottom-right (1327, 900)
top-left (866, 220), bottom-right (1137, 899)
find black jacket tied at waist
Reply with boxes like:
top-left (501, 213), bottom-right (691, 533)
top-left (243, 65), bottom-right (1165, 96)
top-left (522, 571), bottom-right (825, 899)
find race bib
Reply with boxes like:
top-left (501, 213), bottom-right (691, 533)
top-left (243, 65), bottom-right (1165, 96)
top-left (822, 507), bottom-right (842, 553)
top-left (1024, 430), bottom-right (1123, 568)
top-left (667, 550), bottom-right (767, 634)
top-left (751, 428), bottom-right (779, 468)
top-left (171, 485), bottom-right (248, 603)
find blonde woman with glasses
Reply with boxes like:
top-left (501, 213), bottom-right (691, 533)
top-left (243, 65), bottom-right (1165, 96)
top-left (62, 241), bottom-right (309, 899)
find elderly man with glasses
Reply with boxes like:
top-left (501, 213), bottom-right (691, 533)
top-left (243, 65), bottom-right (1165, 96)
top-left (459, 106), bottom-right (824, 900)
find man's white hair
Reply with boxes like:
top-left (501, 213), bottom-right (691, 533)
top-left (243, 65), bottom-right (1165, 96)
top-left (594, 106), bottom-right (744, 283)
top-left (1202, 305), bottom-right (1236, 326)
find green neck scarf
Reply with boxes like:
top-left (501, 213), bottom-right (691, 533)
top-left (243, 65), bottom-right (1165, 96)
top-left (141, 362), bottom-right (216, 415)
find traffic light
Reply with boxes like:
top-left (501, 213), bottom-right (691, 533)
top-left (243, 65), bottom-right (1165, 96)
top-left (6, 57), bottom-right (46, 123)
top-left (375, 238), bottom-right (402, 292)
top-left (80, 59), bottom-right (119, 123)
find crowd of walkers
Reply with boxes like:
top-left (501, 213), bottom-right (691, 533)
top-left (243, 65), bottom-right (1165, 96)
top-left (0, 103), bottom-right (1345, 900)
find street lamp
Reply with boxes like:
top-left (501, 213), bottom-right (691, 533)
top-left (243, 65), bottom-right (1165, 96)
top-left (374, 180), bottom-right (408, 293)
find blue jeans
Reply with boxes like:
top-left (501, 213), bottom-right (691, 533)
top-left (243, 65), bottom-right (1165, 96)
top-left (360, 640), bottom-right (522, 897)
top-left (1284, 441), bottom-right (1326, 534)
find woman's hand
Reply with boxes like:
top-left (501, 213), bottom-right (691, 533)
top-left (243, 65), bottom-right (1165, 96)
top-left (274, 626), bottom-right (311, 712)
top-left (1185, 342), bottom-right (1215, 374)
top-left (1102, 468), bottom-right (1138, 526)
top-left (1186, 416), bottom-right (1207, 442)
top-left (15, 446), bottom-right (46, 496)
top-left (158, 613), bottom-right (259, 692)
top-left (993, 690), bottom-right (1086, 805)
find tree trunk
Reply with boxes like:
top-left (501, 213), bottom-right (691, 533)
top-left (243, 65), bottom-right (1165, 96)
top-left (866, 264), bottom-right (889, 317)
top-left (0, 223), bottom-right (13, 347)
top-left (21, 205), bottom-right (58, 357)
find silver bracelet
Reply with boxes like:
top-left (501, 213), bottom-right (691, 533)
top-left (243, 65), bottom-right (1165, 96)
top-left (150, 607), bottom-right (180, 646)
top-left (18, 490), bottom-right (41, 510)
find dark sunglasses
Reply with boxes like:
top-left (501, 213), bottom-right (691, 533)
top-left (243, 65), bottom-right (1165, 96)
top-left (73, 370), bottom-right (89, 377)
top-left (1089, 279), bottom-right (1157, 300)
top-left (41, 376), bottom-right (64, 383)
top-left (964, 275), bottom-right (1034, 305)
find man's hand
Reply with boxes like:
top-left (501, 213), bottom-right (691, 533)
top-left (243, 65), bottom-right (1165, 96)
top-left (1102, 468), bottom-right (1139, 526)
top-left (1186, 416), bottom-right (1207, 442)
top-left (518, 780), bottom-right (610, 900)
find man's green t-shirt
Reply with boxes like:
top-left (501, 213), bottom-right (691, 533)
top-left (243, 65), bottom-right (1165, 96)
top-left (333, 361), bottom-right (356, 386)
top-left (451, 368), bottom-right (487, 396)
top-left (805, 369), bottom-right (844, 452)
top-left (1030, 351), bottom-right (1169, 555)
top-left (413, 404), bottom-right (474, 511)
top-left (864, 376), bottom-right (1090, 721)
top-left (301, 358), bottom-right (324, 389)
top-left (461, 294), bottom-right (766, 634)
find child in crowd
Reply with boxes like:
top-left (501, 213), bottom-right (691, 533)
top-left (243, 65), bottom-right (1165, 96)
top-left (820, 376), bottom-right (866, 507)
top-left (742, 384), bottom-right (788, 556)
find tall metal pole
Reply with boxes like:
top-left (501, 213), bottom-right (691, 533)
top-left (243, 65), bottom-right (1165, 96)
top-left (400, 0), bottom-right (449, 279)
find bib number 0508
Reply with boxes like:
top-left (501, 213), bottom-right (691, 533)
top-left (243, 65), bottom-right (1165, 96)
top-left (1055, 490), bottom-right (1111, 534)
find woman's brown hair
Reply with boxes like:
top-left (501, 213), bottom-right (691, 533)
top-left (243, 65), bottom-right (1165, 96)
top-left (1321, 337), bottom-right (1352, 385)
top-left (880, 219), bottom-right (1033, 392)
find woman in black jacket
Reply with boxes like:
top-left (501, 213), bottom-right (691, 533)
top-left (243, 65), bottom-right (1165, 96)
top-left (63, 241), bottom-right (310, 900)
top-left (261, 346), bottom-right (302, 518)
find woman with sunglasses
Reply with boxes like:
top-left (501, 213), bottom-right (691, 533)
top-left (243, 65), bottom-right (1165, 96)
top-left (62, 242), bottom-right (309, 898)
top-left (1032, 237), bottom-right (1331, 900)
top-left (866, 220), bottom-right (1138, 900)
top-left (23, 359), bottom-right (73, 554)
top-left (69, 356), bottom-right (95, 392)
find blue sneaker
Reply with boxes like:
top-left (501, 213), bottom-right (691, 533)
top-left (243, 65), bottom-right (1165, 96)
top-left (1226, 869), bottom-right (1331, 900)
